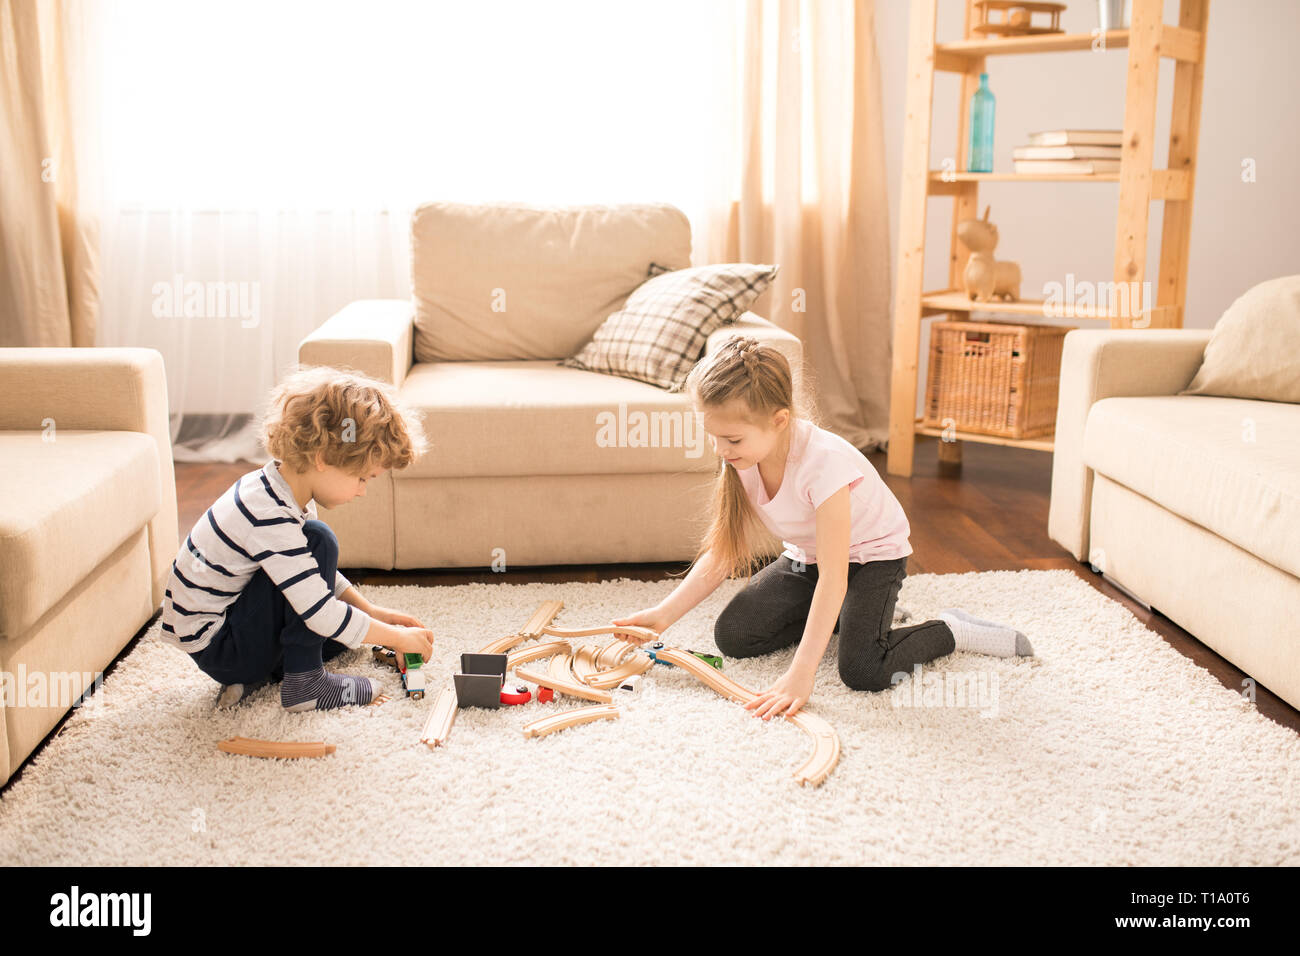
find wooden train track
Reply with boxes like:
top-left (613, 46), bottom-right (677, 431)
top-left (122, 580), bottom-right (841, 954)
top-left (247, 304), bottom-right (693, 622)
top-left (571, 644), bottom-right (600, 683)
top-left (506, 640), bottom-right (571, 670)
top-left (542, 623), bottom-right (659, 643)
top-left (654, 647), bottom-right (841, 787)
top-left (585, 650), bottom-right (654, 690)
top-left (440, 606), bottom-right (839, 786)
top-left (420, 687), bottom-right (458, 748)
top-left (515, 663), bottom-right (613, 704)
top-left (522, 704), bottom-right (620, 738)
top-left (217, 737), bottom-right (335, 759)
top-left (480, 599), bottom-right (566, 655)
top-left (596, 639), bottom-right (635, 669)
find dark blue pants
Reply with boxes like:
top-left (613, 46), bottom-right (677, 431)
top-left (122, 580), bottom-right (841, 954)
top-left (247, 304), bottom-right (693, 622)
top-left (192, 519), bottom-right (350, 685)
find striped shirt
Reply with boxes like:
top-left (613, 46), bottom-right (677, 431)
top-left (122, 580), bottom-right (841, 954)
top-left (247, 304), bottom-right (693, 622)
top-left (160, 459), bottom-right (371, 654)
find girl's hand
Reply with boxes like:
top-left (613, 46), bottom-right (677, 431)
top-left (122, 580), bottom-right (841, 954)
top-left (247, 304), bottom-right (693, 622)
top-left (745, 667), bottom-right (815, 720)
top-left (610, 607), bottom-right (671, 644)
top-left (371, 605), bottom-right (424, 629)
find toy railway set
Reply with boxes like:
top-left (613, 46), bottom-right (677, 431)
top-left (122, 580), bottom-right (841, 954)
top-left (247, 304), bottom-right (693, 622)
top-left (423, 600), bottom-right (842, 787)
top-left (219, 600), bottom-right (842, 787)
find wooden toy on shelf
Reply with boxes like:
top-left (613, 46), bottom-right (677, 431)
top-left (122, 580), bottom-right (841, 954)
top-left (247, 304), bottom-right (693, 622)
top-left (522, 704), bottom-right (621, 739)
top-left (970, 1), bottom-right (1064, 36)
top-left (217, 737), bottom-right (335, 759)
top-left (958, 206), bottom-right (1022, 302)
top-left (420, 687), bottom-right (458, 749)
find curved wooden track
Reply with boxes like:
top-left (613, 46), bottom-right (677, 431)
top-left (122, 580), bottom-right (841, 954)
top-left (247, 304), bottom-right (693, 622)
top-left (586, 650), bottom-right (654, 690)
top-left (515, 664), bottom-right (613, 704)
top-left (481, 600), bottom-right (565, 654)
top-left (522, 704), bottom-right (620, 738)
top-left (506, 640), bottom-right (571, 670)
top-left (654, 647), bottom-right (841, 787)
top-left (572, 643), bottom-right (601, 684)
top-left (785, 711), bottom-right (841, 787)
top-left (217, 737), bottom-right (335, 759)
top-left (547, 651), bottom-right (577, 683)
top-left (595, 639), bottom-right (634, 670)
top-left (542, 624), bottom-right (660, 644)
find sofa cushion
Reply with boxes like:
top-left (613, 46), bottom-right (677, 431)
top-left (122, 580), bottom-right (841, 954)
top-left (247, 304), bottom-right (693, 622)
top-left (1082, 395), bottom-right (1300, 578)
top-left (0, 431), bottom-right (161, 640)
top-left (397, 361), bottom-right (716, 479)
top-left (562, 261), bottom-right (780, 391)
top-left (410, 201), bottom-right (693, 363)
top-left (1180, 274), bottom-right (1300, 404)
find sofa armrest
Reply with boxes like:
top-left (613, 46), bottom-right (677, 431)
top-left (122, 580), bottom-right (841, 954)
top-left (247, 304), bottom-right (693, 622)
top-left (707, 312), bottom-right (806, 398)
top-left (1048, 329), bottom-right (1214, 561)
top-left (0, 347), bottom-right (178, 607)
top-left (299, 300), bottom-right (415, 388)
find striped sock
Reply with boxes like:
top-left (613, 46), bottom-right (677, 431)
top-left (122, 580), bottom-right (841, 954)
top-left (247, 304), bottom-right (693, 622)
top-left (281, 667), bottom-right (375, 711)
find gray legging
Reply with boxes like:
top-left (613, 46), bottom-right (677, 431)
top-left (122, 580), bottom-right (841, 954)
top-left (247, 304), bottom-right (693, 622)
top-left (713, 555), bottom-right (956, 692)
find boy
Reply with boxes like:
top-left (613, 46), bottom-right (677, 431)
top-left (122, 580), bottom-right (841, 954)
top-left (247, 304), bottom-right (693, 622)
top-left (160, 366), bottom-right (433, 710)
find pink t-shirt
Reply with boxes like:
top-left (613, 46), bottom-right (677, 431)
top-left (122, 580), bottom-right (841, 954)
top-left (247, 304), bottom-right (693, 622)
top-left (736, 418), bottom-right (913, 565)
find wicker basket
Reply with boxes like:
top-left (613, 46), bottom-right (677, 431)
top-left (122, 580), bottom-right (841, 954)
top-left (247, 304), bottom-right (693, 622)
top-left (922, 319), bottom-right (1074, 439)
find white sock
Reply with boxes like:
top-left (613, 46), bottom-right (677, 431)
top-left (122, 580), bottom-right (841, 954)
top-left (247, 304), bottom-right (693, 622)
top-left (939, 609), bottom-right (1027, 658)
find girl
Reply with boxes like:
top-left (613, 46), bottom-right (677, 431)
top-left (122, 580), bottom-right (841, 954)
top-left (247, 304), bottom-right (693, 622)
top-left (613, 336), bottom-right (1033, 720)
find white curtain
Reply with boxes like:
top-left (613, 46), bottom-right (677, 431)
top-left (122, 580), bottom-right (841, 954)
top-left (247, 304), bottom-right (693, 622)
top-left (79, 0), bottom-right (739, 461)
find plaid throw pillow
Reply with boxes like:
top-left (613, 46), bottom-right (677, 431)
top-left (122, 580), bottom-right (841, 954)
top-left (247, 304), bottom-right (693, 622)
top-left (562, 262), bottom-right (779, 391)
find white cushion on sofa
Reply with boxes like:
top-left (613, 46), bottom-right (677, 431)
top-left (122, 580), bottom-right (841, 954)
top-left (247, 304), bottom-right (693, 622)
top-left (1082, 395), bottom-right (1300, 578)
top-left (410, 201), bottom-right (692, 363)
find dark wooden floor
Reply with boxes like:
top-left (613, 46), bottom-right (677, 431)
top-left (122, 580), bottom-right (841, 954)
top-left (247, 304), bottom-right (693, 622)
top-left (167, 439), bottom-right (1300, 736)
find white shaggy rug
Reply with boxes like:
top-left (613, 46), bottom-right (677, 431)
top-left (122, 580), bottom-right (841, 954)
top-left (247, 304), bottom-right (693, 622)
top-left (2, 569), bottom-right (1298, 866)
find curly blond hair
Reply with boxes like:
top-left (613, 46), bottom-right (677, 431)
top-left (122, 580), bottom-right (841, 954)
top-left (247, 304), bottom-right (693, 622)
top-left (260, 365), bottom-right (427, 475)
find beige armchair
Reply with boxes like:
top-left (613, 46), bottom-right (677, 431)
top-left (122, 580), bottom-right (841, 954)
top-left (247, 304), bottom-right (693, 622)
top-left (0, 348), bottom-right (177, 785)
top-left (1049, 329), bottom-right (1300, 710)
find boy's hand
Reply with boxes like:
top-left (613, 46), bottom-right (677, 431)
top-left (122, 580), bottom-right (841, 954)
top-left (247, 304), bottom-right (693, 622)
top-left (370, 605), bottom-right (425, 629)
top-left (386, 624), bottom-right (434, 663)
top-left (745, 666), bottom-right (815, 720)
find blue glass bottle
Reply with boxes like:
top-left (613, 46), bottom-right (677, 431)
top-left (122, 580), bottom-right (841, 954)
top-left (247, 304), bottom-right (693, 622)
top-left (968, 73), bottom-right (995, 173)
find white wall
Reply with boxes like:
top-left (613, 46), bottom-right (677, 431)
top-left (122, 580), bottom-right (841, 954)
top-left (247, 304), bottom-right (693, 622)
top-left (874, 0), bottom-right (1300, 409)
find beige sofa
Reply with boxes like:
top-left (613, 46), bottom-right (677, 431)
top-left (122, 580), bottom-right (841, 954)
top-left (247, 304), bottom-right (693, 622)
top-left (0, 348), bottom-right (177, 786)
top-left (1048, 329), bottom-right (1300, 710)
top-left (299, 201), bottom-right (802, 569)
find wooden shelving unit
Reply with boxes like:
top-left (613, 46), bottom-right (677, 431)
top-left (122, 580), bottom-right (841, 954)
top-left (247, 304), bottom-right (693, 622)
top-left (887, 0), bottom-right (1208, 477)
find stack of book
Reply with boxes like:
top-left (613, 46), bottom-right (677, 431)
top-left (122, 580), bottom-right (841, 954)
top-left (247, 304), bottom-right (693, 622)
top-left (1013, 129), bottom-right (1122, 174)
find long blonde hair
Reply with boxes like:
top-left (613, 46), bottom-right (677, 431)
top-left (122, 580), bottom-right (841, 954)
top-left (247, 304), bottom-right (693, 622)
top-left (686, 336), bottom-right (801, 579)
